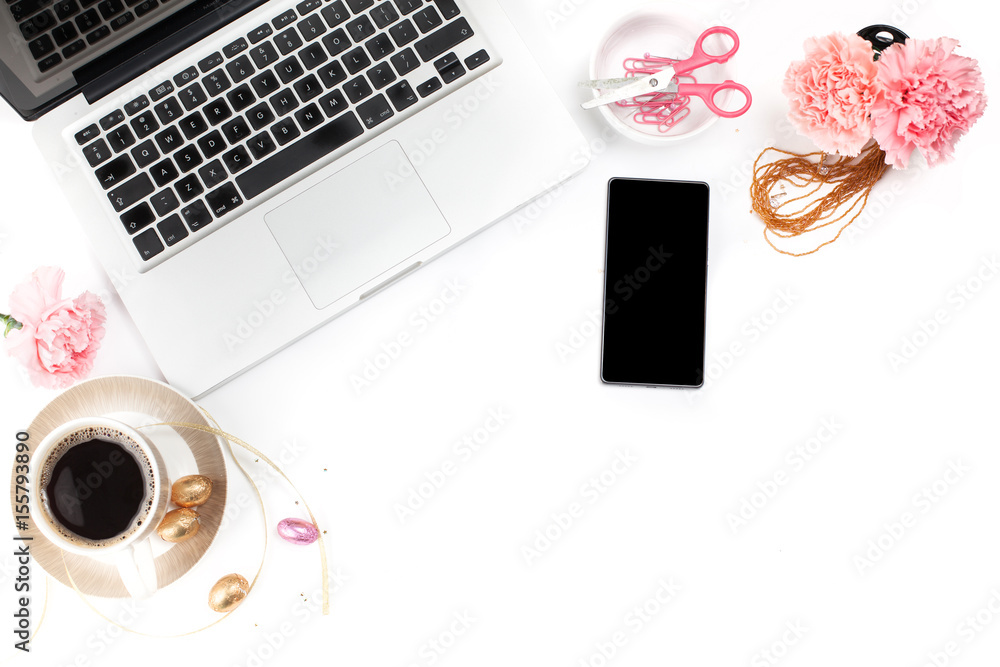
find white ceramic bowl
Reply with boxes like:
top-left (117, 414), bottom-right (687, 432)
top-left (588, 7), bottom-right (740, 145)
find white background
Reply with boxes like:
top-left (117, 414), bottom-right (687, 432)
top-left (3, 0), bottom-right (1000, 665)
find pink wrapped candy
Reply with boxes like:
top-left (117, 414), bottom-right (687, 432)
top-left (277, 518), bottom-right (319, 545)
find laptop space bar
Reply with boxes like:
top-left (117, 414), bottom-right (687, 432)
top-left (236, 114), bottom-right (365, 201)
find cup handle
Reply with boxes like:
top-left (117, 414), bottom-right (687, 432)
top-left (114, 539), bottom-right (157, 599)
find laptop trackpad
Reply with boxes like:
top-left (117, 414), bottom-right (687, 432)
top-left (264, 141), bottom-right (451, 309)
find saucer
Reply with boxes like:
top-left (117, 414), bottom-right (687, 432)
top-left (11, 375), bottom-right (228, 598)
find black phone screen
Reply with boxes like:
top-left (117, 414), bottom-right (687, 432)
top-left (600, 178), bottom-right (709, 387)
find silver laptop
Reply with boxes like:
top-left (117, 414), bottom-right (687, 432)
top-left (4, 0), bottom-right (588, 397)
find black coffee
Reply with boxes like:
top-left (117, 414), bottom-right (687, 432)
top-left (44, 438), bottom-right (146, 541)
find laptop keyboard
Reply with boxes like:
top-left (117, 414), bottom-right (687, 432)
top-left (72, 0), bottom-right (493, 266)
top-left (11, 0), bottom-right (172, 74)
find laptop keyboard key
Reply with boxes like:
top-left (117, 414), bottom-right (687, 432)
top-left (82, 138), bottom-right (111, 166)
top-left (86, 25), bottom-right (110, 44)
top-left (226, 84), bottom-right (255, 111)
top-left (203, 98), bottom-right (231, 124)
top-left (390, 47), bottom-right (417, 75)
top-left (179, 111), bottom-right (208, 139)
top-left (75, 7), bottom-right (99, 30)
top-left (293, 73), bottom-right (322, 101)
top-left (271, 9), bottom-right (296, 30)
top-left (95, 154), bottom-right (135, 189)
top-left (250, 41), bottom-right (278, 68)
top-left (154, 125), bottom-right (182, 152)
top-left (133, 228), bottom-right (164, 260)
top-left (150, 189), bottom-right (179, 215)
top-left (225, 55), bottom-right (254, 82)
top-left (247, 102), bottom-right (275, 130)
top-left (52, 21), bottom-right (78, 46)
top-left (99, 108), bottom-right (124, 129)
top-left (29, 35), bottom-right (55, 60)
top-left (173, 144), bottom-right (203, 172)
top-left (97, 0), bottom-right (122, 20)
top-left (346, 15), bottom-right (375, 42)
top-left (416, 76), bottom-right (440, 97)
top-left (150, 158), bottom-right (178, 186)
top-left (130, 139), bottom-right (158, 167)
top-left (356, 94), bottom-right (392, 129)
top-left (173, 66), bottom-right (198, 87)
top-left (224, 36), bottom-right (249, 58)
top-left (120, 204), bottom-right (155, 234)
top-left (388, 19), bottom-right (417, 46)
top-left (365, 33), bottom-right (394, 59)
top-left (198, 51), bottom-right (224, 72)
top-left (298, 42), bottom-right (328, 70)
top-left (271, 118), bottom-right (299, 145)
top-left (366, 61), bottom-right (395, 89)
top-left (345, 0), bottom-right (373, 11)
top-left (386, 79), bottom-right (417, 111)
top-left (109, 11), bottom-right (133, 31)
top-left (181, 200), bottom-right (213, 231)
top-left (276, 55), bottom-right (304, 83)
top-left (175, 174), bottom-right (203, 201)
top-left (270, 88), bottom-right (298, 116)
top-left (343, 46), bottom-right (370, 74)
top-left (157, 214), bottom-right (188, 246)
top-left (125, 94), bottom-right (149, 115)
top-left (38, 53), bottom-right (62, 72)
top-left (247, 132), bottom-right (275, 159)
top-left (297, 14), bottom-right (325, 41)
top-left (179, 82), bottom-right (206, 110)
top-left (107, 172), bottom-right (153, 211)
top-left (251, 70), bottom-right (279, 96)
top-left (414, 17), bottom-right (472, 61)
top-left (107, 125), bottom-right (136, 152)
top-left (197, 130), bottom-right (226, 158)
top-left (275, 28), bottom-right (303, 55)
top-left (322, 28), bottom-right (350, 57)
top-left (321, 1), bottom-right (348, 27)
top-left (371, 2), bottom-right (398, 28)
top-left (75, 123), bottom-right (100, 145)
top-left (248, 23), bottom-right (272, 44)
top-left (221, 116), bottom-right (251, 143)
top-left (154, 97), bottom-right (182, 123)
top-left (149, 80), bottom-right (174, 101)
top-left (318, 61), bottom-right (347, 88)
top-left (236, 112), bottom-right (363, 199)
top-left (318, 89), bottom-right (347, 117)
top-left (294, 102), bottom-right (323, 132)
top-left (431, 0), bottom-right (458, 20)
top-left (464, 49), bottom-right (489, 70)
top-left (61, 38), bottom-right (86, 59)
top-left (198, 159), bottom-right (227, 188)
top-left (222, 145), bottom-right (252, 173)
top-left (412, 7), bottom-right (439, 32)
top-left (203, 68), bottom-right (232, 95)
top-left (205, 182), bottom-right (243, 217)
top-left (130, 111), bottom-right (158, 138)
top-left (344, 75), bottom-right (372, 103)
top-left (393, 0), bottom-right (422, 15)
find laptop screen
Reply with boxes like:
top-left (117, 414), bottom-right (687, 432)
top-left (0, 0), bottom-right (266, 119)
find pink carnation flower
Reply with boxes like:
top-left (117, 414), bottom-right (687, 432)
top-left (5, 267), bottom-right (106, 389)
top-left (871, 37), bottom-right (987, 168)
top-left (783, 32), bottom-right (882, 156)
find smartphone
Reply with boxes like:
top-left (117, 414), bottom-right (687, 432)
top-left (600, 178), bottom-right (709, 388)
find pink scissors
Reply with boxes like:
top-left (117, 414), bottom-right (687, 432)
top-left (582, 26), bottom-right (752, 119)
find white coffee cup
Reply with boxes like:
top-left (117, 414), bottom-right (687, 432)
top-left (30, 417), bottom-right (168, 599)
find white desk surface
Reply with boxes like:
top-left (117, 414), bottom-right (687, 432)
top-left (2, 0), bottom-right (999, 664)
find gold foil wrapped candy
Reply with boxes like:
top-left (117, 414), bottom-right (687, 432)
top-left (156, 507), bottom-right (201, 543)
top-left (171, 475), bottom-right (213, 507)
top-left (209, 574), bottom-right (250, 612)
